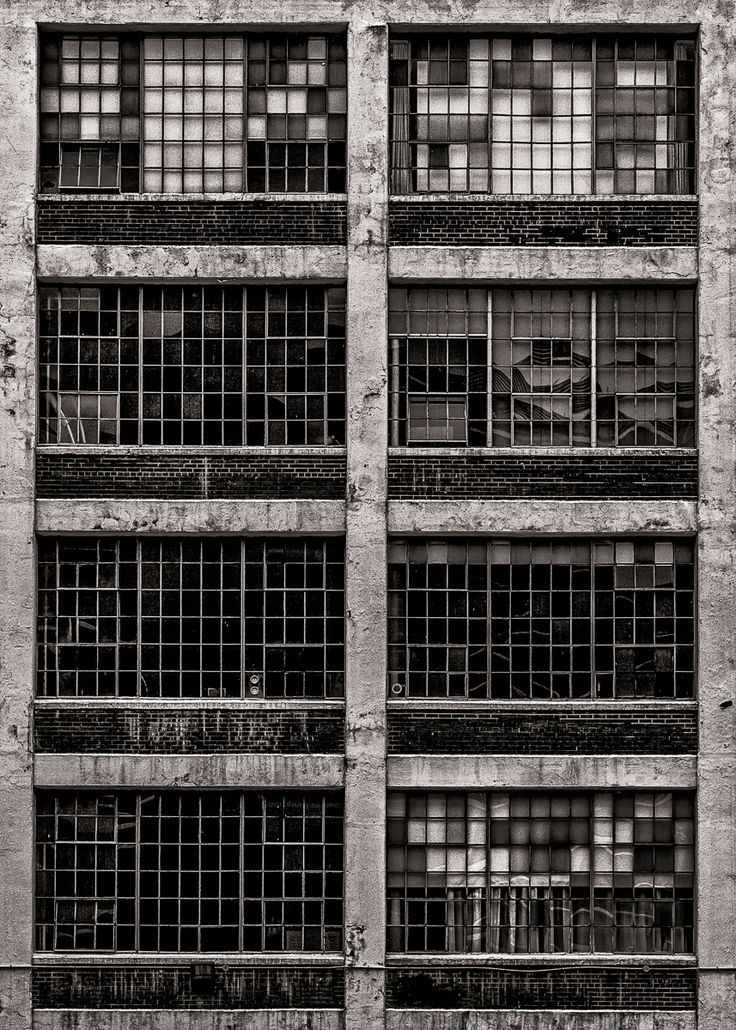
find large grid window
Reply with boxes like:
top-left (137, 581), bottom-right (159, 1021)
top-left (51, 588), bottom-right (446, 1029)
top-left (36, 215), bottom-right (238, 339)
top-left (40, 33), bottom-right (346, 194)
top-left (390, 34), bottom-right (695, 194)
top-left (38, 537), bottom-right (344, 699)
top-left (389, 287), bottom-right (695, 448)
top-left (38, 285), bottom-right (346, 447)
top-left (387, 538), bottom-right (694, 700)
top-left (37, 791), bottom-right (343, 952)
top-left (387, 790), bottom-right (694, 954)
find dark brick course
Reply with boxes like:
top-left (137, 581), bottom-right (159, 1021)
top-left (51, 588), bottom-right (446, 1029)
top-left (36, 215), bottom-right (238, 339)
top-left (37, 199), bottom-right (347, 246)
top-left (34, 705), bottom-right (344, 754)
top-left (388, 452), bottom-right (697, 500)
top-left (36, 452), bottom-right (346, 500)
top-left (33, 966), bottom-right (344, 1009)
top-left (387, 708), bottom-right (697, 755)
top-left (386, 966), bottom-right (696, 1010)
top-left (389, 199), bottom-right (698, 247)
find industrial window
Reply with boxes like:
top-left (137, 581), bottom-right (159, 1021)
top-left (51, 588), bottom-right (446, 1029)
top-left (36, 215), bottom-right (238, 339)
top-left (39, 36), bottom-right (141, 192)
top-left (387, 790), bottom-right (694, 954)
top-left (389, 287), bottom-right (695, 447)
top-left (389, 35), bottom-right (695, 194)
top-left (36, 791), bottom-right (343, 952)
top-left (38, 285), bottom-right (346, 446)
top-left (37, 537), bottom-right (345, 699)
top-left (39, 33), bottom-right (347, 193)
top-left (387, 538), bottom-right (694, 700)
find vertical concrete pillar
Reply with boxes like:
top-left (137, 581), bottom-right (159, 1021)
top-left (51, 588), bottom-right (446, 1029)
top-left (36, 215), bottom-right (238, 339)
top-left (0, 12), bottom-right (36, 1030)
top-left (697, 11), bottom-right (736, 1028)
top-left (344, 18), bottom-right (389, 1030)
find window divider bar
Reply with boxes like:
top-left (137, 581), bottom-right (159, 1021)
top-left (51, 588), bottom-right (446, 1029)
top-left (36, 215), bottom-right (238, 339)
top-left (591, 37), bottom-right (597, 195)
top-left (137, 285), bottom-right (143, 446)
top-left (486, 290), bottom-right (493, 447)
top-left (590, 289), bottom-right (597, 448)
top-left (135, 538), bottom-right (142, 699)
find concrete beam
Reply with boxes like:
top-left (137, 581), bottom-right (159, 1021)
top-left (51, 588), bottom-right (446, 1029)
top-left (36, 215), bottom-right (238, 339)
top-left (35, 500), bottom-right (346, 536)
top-left (34, 755), bottom-right (344, 789)
top-left (385, 1014), bottom-right (694, 1030)
top-left (388, 500), bottom-right (697, 536)
top-left (36, 245), bottom-right (347, 283)
top-left (33, 1014), bottom-right (344, 1030)
top-left (387, 755), bottom-right (697, 790)
top-left (389, 246), bottom-right (697, 283)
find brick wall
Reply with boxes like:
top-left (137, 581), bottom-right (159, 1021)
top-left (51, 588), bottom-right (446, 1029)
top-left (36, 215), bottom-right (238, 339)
top-left (37, 199), bottom-right (347, 245)
top-left (388, 199), bottom-right (698, 247)
top-left (33, 967), bottom-right (344, 1009)
top-left (385, 967), bottom-right (696, 1010)
top-left (36, 452), bottom-right (346, 500)
top-left (387, 708), bottom-right (697, 755)
top-left (34, 706), bottom-right (345, 754)
top-left (388, 453), bottom-right (697, 500)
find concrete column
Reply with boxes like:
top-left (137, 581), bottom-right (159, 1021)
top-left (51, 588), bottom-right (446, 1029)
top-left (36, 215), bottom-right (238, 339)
top-left (344, 18), bottom-right (389, 1030)
top-left (696, 11), bottom-right (736, 1029)
top-left (0, 14), bottom-right (37, 1030)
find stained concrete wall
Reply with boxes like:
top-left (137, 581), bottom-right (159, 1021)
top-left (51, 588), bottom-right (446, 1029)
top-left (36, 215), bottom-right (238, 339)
top-left (0, 2), bottom-right (734, 1030)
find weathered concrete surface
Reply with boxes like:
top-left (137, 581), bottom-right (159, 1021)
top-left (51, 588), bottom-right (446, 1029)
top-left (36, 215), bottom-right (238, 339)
top-left (696, 10), bottom-right (736, 1030)
top-left (389, 247), bottom-right (697, 283)
top-left (0, 12), bottom-right (36, 1030)
top-left (343, 20), bottom-right (388, 1030)
top-left (385, 1014), bottom-right (695, 1030)
top-left (33, 1014), bottom-right (344, 1030)
top-left (35, 500), bottom-right (345, 535)
top-left (36, 246), bottom-right (347, 283)
top-left (387, 756), bottom-right (696, 790)
top-left (389, 501), bottom-right (696, 536)
top-left (34, 754), bottom-right (344, 789)
top-left (0, 0), bottom-right (708, 27)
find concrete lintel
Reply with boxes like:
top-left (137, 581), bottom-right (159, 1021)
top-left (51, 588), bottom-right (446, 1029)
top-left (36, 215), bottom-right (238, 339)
top-left (385, 1013), bottom-right (695, 1030)
top-left (33, 1013), bottom-right (344, 1030)
top-left (34, 754), bottom-right (345, 790)
top-left (35, 500), bottom-right (346, 536)
top-left (387, 755), bottom-right (696, 790)
top-left (388, 247), bottom-right (697, 283)
top-left (388, 501), bottom-right (697, 536)
top-left (36, 245), bottom-right (347, 283)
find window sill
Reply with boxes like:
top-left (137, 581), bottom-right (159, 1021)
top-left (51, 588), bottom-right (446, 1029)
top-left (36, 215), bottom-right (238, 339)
top-left (32, 951), bottom-right (345, 966)
top-left (34, 697), bottom-right (345, 708)
top-left (387, 699), bottom-right (697, 710)
top-left (385, 952), bottom-right (697, 967)
top-left (388, 446), bottom-right (697, 457)
top-left (36, 445), bottom-right (347, 456)
top-left (390, 193), bottom-right (698, 203)
top-left (38, 192), bottom-right (348, 202)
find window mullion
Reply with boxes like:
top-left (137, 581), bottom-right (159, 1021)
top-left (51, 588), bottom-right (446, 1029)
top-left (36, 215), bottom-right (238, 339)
top-left (591, 290), bottom-right (597, 447)
top-left (137, 286), bottom-right (143, 445)
top-left (136, 538), bottom-right (142, 698)
top-left (240, 538), bottom-right (246, 699)
top-left (134, 793), bottom-right (141, 952)
top-left (486, 290), bottom-right (493, 446)
top-left (591, 37), bottom-right (597, 194)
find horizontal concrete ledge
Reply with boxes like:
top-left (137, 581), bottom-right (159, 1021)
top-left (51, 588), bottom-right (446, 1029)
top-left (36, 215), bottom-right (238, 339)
top-left (387, 756), bottom-right (696, 790)
top-left (35, 500), bottom-right (346, 535)
top-left (33, 1013), bottom-right (343, 1030)
top-left (386, 954), bottom-right (696, 966)
top-left (388, 247), bottom-right (697, 282)
top-left (36, 245), bottom-right (347, 282)
top-left (32, 953), bottom-right (342, 967)
top-left (34, 755), bottom-right (344, 789)
top-left (385, 1013), bottom-right (694, 1030)
top-left (388, 500), bottom-right (697, 535)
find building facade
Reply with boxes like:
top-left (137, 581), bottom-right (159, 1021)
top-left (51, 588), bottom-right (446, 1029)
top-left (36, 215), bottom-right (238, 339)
top-left (0, 2), bottom-right (734, 1029)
